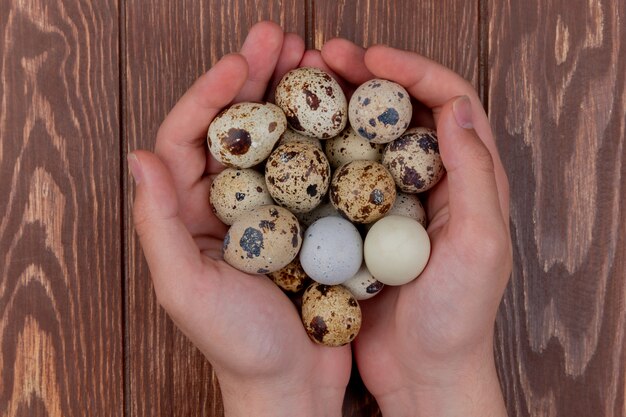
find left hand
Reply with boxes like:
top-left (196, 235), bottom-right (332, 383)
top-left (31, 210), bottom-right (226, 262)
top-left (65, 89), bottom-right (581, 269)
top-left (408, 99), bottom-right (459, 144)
top-left (129, 22), bottom-right (351, 417)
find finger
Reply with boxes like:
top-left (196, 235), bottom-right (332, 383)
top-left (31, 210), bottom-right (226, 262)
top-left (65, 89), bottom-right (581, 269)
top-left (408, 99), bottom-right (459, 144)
top-left (128, 150), bottom-right (207, 307)
top-left (320, 38), bottom-right (373, 85)
top-left (267, 32), bottom-right (306, 102)
top-left (300, 49), bottom-right (351, 94)
top-left (234, 21), bottom-right (285, 102)
top-left (435, 96), bottom-right (507, 225)
top-left (155, 53), bottom-right (248, 191)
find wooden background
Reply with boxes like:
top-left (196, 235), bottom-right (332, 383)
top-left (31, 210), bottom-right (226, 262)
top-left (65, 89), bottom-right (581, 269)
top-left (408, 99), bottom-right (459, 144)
top-left (1, 0), bottom-right (624, 415)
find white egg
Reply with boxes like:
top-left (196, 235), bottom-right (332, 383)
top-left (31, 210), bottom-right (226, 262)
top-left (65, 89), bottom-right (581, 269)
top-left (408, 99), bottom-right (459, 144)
top-left (364, 215), bottom-right (430, 285)
top-left (300, 217), bottom-right (363, 285)
top-left (342, 264), bottom-right (384, 300)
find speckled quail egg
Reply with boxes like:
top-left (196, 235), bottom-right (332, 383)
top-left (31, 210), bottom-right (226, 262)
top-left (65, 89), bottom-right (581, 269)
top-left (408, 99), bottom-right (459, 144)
top-left (296, 201), bottom-right (341, 228)
top-left (208, 102), bottom-right (287, 168)
top-left (277, 129), bottom-right (323, 150)
top-left (299, 217), bottom-right (363, 285)
top-left (367, 192), bottom-right (427, 230)
top-left (275, 67), bottom-right (347, 139)
top-left (364, 215), bottom-right (430, 286)
top-left (324, 126), bottom-right (384, 169)
top-left (342, 264), bottom-right (384, 300)
top-left (382, 127), bottom-right (445, 193)
top-left (268, 258), bottom-right (311, 293)
top-left (210, 168), bottom-right (274, 225)
top-left (265, 142), bottom-right (331, 214)
top-left (301, 283), bottom-right (362, 347)
top-left (223, 205), bottom-right (302, 274)
top-left (349, 79), bottom-right (412, 144)
top-left (330, 160), bottom-right (396, 223)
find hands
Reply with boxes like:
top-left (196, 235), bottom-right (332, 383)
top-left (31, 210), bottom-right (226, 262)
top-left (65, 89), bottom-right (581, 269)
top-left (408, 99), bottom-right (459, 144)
top-left (129, 21), bottom-right (511, 417)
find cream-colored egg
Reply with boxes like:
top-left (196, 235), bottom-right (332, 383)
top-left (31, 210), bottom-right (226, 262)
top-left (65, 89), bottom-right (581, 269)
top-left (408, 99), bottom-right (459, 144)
top-left (208, 102), bottom-right (286, 168)
top-left (364, 215), bottom-right (430, 286)
top-left (330, 160), bottom-right (396, 223)
top-left (301, 283), bottom-right (362, 347)
top-left (223, 205), bottom-right (302, 274)
top-left (275, 67), bottom-right (347, 139)
top-left (210, 168), bottom-right (274, 225)
top-left (324, 126), bottom-right (384, 169)
top-left (382, 127), bottom-right (445, 193)
top-left (349, 79), bottom-right (412, 144)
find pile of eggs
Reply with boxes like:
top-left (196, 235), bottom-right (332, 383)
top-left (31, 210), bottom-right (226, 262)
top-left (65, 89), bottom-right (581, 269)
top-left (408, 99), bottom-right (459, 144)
top-left (208, 67), bottom-right (444, 347)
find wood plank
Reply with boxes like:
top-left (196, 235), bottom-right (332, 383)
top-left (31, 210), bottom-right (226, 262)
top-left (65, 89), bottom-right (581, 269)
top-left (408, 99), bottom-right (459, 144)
top-left (123, 2), bottom-right (305, 416)
top-left (0, 0), bottom-right (123, 416)
top-left (311, 2), bottom-right (480, 415)
top-left (488, 0), bottom-right (626, 415)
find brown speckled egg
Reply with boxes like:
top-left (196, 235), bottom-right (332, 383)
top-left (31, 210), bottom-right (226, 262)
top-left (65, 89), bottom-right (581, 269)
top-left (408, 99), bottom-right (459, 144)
top-left (301, 283), bottom-right (361, 347)
top-left (296, 201), bottom-right (341, 227)
top-left (268, 258), bottom-right (311, 293)
top-left (330, 160), bottom-right (396, 223)
top-left (223, 205), bottom-right (302, 274)
top-left (382, 127), bottom-right (445, 193)
top-left (210, 168), bottom-right (274, 225)
top-left (324, 126), bottom-right (384, 169)
top-left (265, 142), bottom-right (331, 214)
top-left (385, 192), bottom-right (427, 227)
top-left (349, 79), bottom-right (412, 144)
top-left (341, 264), bottom-right (384, 301)
top-left (275, 67), bottom-right (347, 139)
top-left (208, 102), bottom-right (286, 168)
top-left (277, 129), bottom-right (323, 150)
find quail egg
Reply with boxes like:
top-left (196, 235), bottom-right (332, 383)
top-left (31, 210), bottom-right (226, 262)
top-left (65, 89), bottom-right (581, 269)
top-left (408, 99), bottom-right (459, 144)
top-left (382, 127), bottom-right (445, 193)
top-left (223, 205), bottom-right (302, 274)
top-left (349, 79), bottom-right (412, 144)
top-left (342, 264), bottom-right (384, 300)
top-left (275, 67), bottom-right (347, 139)
top-left (268, 258), bottom-right (311, 293)
top-left (324, 126), bottom-right (384, 169)
top-left (265, 142), bottom-right (331, 214)
top-left (330, 160), bottom-right (396, 223)
top-left (210, 168), bottom-right (274, 225)
top-left (301, 283), bottom-right (362, 347)
top-left (208, 102), bottom-right (286, 168)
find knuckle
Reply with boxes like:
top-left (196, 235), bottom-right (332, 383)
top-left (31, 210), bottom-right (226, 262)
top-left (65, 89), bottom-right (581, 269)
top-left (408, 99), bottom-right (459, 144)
top-left (456, 219), bottom-right (510, 264)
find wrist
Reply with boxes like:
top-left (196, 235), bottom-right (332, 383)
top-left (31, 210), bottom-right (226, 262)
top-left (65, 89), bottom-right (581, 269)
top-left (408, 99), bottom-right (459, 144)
top-left (375, 346), bottom-right (507, 417)
top-left (219, 375), bottom-right (345, 417)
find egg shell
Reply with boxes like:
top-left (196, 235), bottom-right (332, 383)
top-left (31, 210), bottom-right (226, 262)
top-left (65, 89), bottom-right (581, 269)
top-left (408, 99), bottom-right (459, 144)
top-left (324, 126), bottom-right (384, 169)
top-left (341, 264), bottom-right (384, 300)
top-left (349, 79), bottom-right (412, 144)
top-left (296, 201), bottom-right (341, 227)
top-left (382, 127), bottom-right (445, 193)
top-left (275, 67), bottom-right (347, 139)
top-left (268, 258), bottom-right (311, 293)
top-left (265, 142), bottom-right (331, 214)
top-left (223, 205), bottom-right (302, 274)
top-left (300, 217), bottom-right (363, 285)
top-left (330, 160), bottom-right (396, 224)
top-left (364, 215), bottom-right (430, 286)
top-left (301, 283), bottom-right (362, 347)
top-left (208, 102), bottom-right (287, 168)
top-left (277, 129), bottom-right (323, 150)
top-left (366, 192), bottom-right (427, 230)
top-left (210, 168), bottom-right (274, 225)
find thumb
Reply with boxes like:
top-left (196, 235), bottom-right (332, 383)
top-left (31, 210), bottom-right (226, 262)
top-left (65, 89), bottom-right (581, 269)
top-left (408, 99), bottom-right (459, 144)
top-left (436, 96), bottom-right (504, 225)
top-left (128, 150), bottom-right (204, 308)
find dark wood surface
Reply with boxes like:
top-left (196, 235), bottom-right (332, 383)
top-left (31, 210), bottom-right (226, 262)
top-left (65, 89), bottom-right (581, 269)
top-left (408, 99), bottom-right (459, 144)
top-left (0, 0), bottom-right (123, 416)
top-left (1, 0), bottom-right (625, 416)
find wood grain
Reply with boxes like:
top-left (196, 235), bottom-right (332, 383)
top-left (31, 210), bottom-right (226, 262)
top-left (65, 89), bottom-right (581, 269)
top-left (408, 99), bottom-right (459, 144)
top-left (0, 0), bottom-right (123, 416)
top-left (123, 2), bottom-right (305, 416)
top-left (488, 0), bottom-right (626, 415)
top-left (311, 2), bottom-right (480, 415)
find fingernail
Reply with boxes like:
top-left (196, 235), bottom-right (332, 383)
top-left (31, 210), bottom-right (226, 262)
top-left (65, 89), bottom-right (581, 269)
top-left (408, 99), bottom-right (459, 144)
top-left (453, 95), bottom-right (474, 129)
top-left (127, 153), bottom-right (143, 184)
